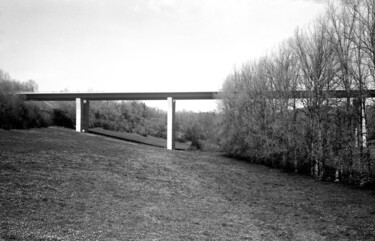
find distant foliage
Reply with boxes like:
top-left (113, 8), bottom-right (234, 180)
top-left (52, 109), bottom-right (74, 129)
top-left (176, 111), bottom-right (220, 150)
top-left (219, 0), bottom-right (375, 184)
top-left (0, 69), bottom-right (51, 129)
top-left (50, 100), bottom-right (219, 149)
top-left (89, 101), bottom-right (167, 138)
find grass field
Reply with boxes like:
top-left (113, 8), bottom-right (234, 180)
top-left (1, 127), bottom-right (375, 240)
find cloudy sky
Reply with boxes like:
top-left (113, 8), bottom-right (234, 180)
top-left (0, 0), bottom-right (327, 111)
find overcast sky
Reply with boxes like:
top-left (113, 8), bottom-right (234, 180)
top-left (0, 0), bottom-right (327, 111)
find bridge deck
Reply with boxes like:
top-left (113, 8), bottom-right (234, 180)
top-left (21, 92), bottom-right (219, 101)
top-left (20, 90), bottom-right (375, 101)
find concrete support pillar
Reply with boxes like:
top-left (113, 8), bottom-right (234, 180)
top-left (76, 98), bottom-right (90, 132)
top-left (353, 98), bottom-right (360, 148)
top-left (167, 97), bottom-right (176, 150)
top-left (362, 98), bottom-right (368, 148)
top-left (353, 97), bottom-right (368, 148)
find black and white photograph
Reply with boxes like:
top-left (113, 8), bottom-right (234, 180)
top-left (1, 0), bottom-right (375, 240)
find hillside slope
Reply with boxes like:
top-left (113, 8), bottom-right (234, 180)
top-left (1, 127), bottom-right (375, 240)
top-left (89, 127), bottom-right (189, 150)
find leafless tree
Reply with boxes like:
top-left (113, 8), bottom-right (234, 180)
top-left (292, 19), bottom-right (337, 179)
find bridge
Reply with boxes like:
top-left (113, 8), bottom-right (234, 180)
top-left (21, 90), bottom-right (374, 150)
top-left (22, 92), bottom-right (219, 150)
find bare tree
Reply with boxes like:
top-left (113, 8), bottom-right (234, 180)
top-left (326, 2), bottom-right (358, 181)
top-left (264, 39), bottom-right (301, 171)
top-left (342, 0), bottom-right (374, 176)
top-left (218, 0), bottom-right (374, 183)
top-left (293, 19), bottom-right (337, 179)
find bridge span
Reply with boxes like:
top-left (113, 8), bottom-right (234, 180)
top-left (22, 92), bottom-right (219, 150)
top-left (21, 90), bottom-right (375, 150)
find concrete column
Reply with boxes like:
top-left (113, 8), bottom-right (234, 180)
top-left (76, 98), bottom-right (90, 132)
top-left (353, 97), bottom-right (368, 148)
top-left (167, 97), bottom-right (176, 150)
top-left (353, 98), bottom-right (360, 147)
top-left (362, 98), bottom-right (368, 147)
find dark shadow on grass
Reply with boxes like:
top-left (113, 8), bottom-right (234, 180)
top-left (221, 153), bottom-right (375, 193)
top-left (88, 129), bottom-right (188, 151)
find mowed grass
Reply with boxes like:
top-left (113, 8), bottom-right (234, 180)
top-left (1, 127), bottom-right (375, 241)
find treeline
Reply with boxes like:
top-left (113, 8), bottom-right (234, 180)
top-left (176, 111), bottom-right (220, 150)
top-left (52, 101), bottom-right (219, 149)
top-left (90, 101), bottom-right (167, 138)
top-left (0, 70), bottom-right (50, 129)
top-left (89, 102), bottom-right (219, 150)
top-left (219, 0), bottom-right (375, 184)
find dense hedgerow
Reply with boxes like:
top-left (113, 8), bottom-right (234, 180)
top-left (0, 70), bottom-right (51, 129)
top-left (219, 0), bottom-right (375, 184)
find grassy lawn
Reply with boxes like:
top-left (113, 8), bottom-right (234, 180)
top-left (1, 127), bottom-right (375, 240)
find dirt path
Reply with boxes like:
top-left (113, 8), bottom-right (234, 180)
top-left (1, 128), bottom-right (375, 240)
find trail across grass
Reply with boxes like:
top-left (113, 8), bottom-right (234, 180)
top-left (1, 127), bottom-right (375, 240)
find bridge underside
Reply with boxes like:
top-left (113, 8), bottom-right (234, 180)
top-left (23, 92), bottom-right (218, 150)
top-left (22, 92), bottom-right (218, 101)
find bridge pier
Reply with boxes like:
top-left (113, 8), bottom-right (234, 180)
top-left (167, 97), bottom-right (176, 150)
top-left (353, 97), bottom-right (368, 148)
top-left (76, 98), bottom-right (90, 132)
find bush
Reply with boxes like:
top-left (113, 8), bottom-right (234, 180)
top-left (184, 124), bottom-right (203, 150)
top-left (176, 111), bottom-right (219, 150)
top-left (52, 109), bottom-right (74, 129)
top-left (218, 0), bottom-right (375, 182)
top-left (0, 70), bottom-right (52, 129)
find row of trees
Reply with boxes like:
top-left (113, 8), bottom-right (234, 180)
top-left (53, 100), bottom-right (219, 148)
top-left (88, 102), bottom-right (219, 150)
top-left (176, 111), bottom-right (220, 150)
top-left (0, 70), bottom-right (50, 129)
top-left (88, 101), bottom-right (166, 137)
top-left (219, 0), bottom-right (375, 183)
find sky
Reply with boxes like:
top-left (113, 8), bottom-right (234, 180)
top-left (0, 0), bottom-right (327, 111)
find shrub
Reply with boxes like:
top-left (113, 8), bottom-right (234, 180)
top-left (0, 70), bottom-right (51, 129)
top-left (52, 109), bottom-right (74, 129)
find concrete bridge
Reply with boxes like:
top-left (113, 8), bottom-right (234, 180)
top-left (22, 92), bottom-right (218, 150)
top-left (21, 90), bottom-right (374, 150)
